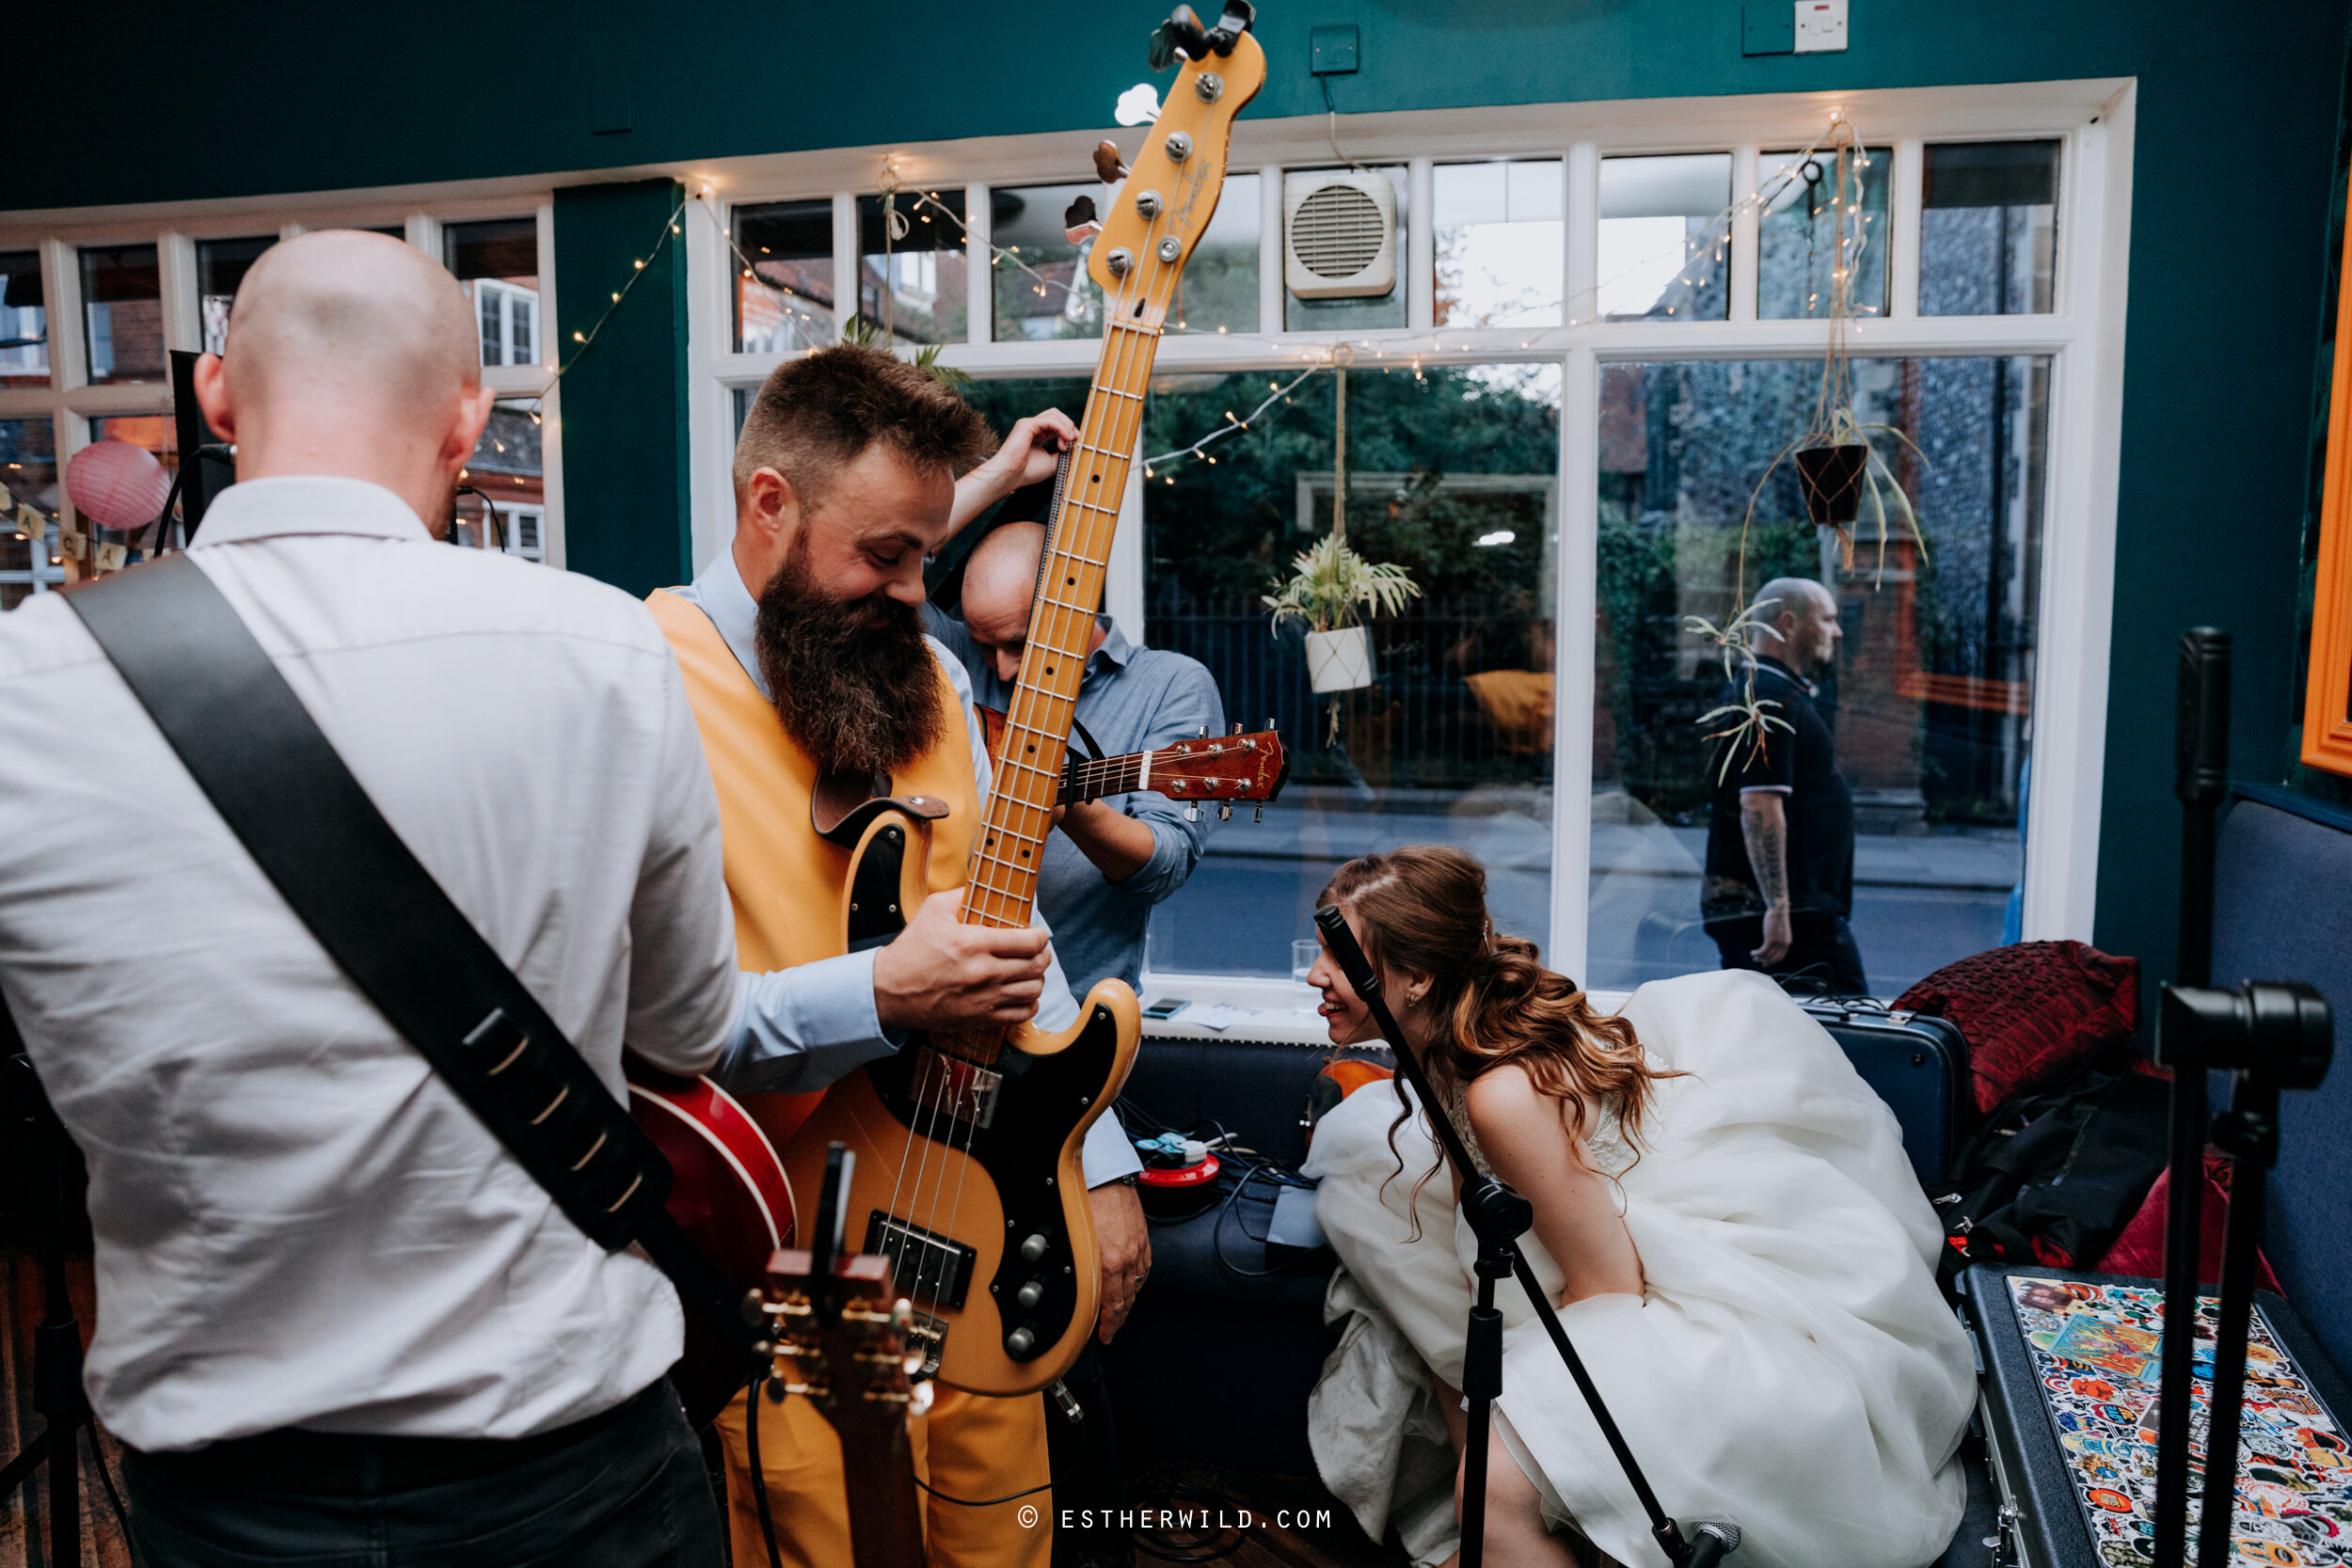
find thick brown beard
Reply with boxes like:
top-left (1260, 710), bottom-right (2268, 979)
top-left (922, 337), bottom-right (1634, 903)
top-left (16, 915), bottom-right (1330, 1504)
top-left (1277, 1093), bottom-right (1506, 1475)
top-left (753, 546), bottom-right (946, 780)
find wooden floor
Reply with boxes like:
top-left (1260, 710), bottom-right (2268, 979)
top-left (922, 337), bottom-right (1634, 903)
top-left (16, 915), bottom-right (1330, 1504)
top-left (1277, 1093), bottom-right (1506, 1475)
top-left (1, 1252), bottom-right (135, 1568)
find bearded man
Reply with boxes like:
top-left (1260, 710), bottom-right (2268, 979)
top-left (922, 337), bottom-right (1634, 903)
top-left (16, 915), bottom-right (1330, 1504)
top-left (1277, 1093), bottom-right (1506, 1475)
top-left (646, 345), bottom-right (1145, 1568)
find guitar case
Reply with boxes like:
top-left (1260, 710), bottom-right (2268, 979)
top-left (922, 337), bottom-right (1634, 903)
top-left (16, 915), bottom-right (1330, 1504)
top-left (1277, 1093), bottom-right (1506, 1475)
top-left (1958, 1262), bottom-right (2352, 1567)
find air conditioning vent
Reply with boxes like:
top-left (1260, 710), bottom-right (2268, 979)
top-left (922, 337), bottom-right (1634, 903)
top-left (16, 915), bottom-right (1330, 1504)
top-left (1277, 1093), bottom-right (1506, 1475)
top-left (1284, 171), bottom-right (1396, 300)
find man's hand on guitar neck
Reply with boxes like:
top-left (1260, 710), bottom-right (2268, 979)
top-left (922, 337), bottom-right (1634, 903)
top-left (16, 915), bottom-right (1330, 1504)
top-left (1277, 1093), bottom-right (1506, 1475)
top-left (872, 888), bottom-right (1053, 1033)
top-left (947, 409), bottom-right (1079, 538)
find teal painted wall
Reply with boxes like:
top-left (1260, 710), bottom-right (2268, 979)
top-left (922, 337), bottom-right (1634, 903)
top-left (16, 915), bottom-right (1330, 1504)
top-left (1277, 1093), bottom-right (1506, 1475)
top-left (552, 179), bottom-right (692, 598)
top-left (15, 2), bottom-right (2351, 990)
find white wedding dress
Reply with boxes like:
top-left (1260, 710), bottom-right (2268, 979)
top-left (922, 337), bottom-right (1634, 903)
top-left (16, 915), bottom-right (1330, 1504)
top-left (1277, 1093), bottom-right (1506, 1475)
top-left (1302, 969), bottom-right (1975, 1568)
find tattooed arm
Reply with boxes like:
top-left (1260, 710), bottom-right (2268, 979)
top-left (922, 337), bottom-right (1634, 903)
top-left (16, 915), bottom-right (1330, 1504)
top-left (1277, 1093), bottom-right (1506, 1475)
top-left (1740, 788), bottom-right (1794, 964)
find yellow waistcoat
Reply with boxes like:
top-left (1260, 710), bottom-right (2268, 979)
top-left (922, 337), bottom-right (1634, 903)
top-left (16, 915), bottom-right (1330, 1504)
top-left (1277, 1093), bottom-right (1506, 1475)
top-left (645, 588), bottom-right (979, 1151)
top-left (648, 589), bottom-right (1049, 1567)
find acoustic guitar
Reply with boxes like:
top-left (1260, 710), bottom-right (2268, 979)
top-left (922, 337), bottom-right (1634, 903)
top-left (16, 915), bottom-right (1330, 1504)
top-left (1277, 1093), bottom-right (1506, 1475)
top-left (781, 8), bottom-right (1267, 1397)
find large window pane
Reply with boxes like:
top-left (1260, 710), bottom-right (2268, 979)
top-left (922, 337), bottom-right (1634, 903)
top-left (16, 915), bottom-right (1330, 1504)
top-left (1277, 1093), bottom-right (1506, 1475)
top-left (81, 245), bottom-right (165, 385)
top-left (991, 184), bottom-right (1103, 342)
top-left (734, 198), bottom-right (834, 354)
top-left (0, 252), bottom-right (48, 388)
top-left (0, 420), bottom-right (62, 610)
top-left (198, 235), bottom-right (275, 355)
top-left (1142, 364), bottom-right (1561, 975)
top-left (1284, 166), bottom-right (1407, 332)
top-left (1435, 160), bottom-right (1564, 330)
top-left (859, 190), bottom-right (967, 345)
top-left (1591, 355), bottom-right (2048, 996)
top-left (1758, 147), bottom-right (1890, 320)
top-left (1597, 155), bottom-right (1729, 322)
top-left (1168, 171), bottom-right (1259, 338)
top-left (444, 218), bottom-right (542, 368)
top-left (1919, 141), bottom-right (2059, 316)
top-left (455, 400), bottom-right (546, 560)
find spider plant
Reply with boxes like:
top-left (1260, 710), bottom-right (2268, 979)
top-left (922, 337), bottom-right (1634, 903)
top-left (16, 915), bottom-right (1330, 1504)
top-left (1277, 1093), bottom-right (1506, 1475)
top-left (1262, 530), bottom-right (1422, 636)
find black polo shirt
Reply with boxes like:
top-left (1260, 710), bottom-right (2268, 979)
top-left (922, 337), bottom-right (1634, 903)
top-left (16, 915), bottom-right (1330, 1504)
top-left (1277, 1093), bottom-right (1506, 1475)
top-left (1701, 656), bottom-right (1855, 923)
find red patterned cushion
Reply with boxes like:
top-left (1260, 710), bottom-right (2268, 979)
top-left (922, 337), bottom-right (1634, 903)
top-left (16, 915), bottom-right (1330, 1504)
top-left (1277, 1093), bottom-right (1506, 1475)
top-left (1894, 940), bottom-right (2139, 1115)
top-left (2097, 1152), bottom-right (2281, 1292)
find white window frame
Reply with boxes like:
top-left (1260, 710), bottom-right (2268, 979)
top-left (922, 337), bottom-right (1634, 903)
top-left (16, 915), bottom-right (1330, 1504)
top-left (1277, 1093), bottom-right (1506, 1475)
top-left (0, 193), bottom-right (567, 570)
top-left (680, 78), bottom-right (2135, 1000)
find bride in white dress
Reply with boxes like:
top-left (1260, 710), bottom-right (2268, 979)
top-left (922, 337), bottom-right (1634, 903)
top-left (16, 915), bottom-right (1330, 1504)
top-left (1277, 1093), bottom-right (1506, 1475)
top-left (1298, 847), bottom-right (1975, 1568)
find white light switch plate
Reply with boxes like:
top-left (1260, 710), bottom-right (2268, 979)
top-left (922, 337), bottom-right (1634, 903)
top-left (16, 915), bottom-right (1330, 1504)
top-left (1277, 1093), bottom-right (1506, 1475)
top-left (1794, 0), bottom-right (1848, 52)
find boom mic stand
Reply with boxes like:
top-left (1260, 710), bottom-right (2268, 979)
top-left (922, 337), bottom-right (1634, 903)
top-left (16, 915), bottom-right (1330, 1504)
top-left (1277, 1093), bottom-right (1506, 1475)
top-left (1313, 905), bottom-right (1739, 1568)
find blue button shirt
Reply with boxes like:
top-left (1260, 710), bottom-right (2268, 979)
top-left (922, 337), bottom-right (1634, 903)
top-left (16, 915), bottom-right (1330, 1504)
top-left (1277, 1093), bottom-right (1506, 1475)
top-left (923, 606), bottom-right (1225, 994)
top-left (674, 550), bottom-right (1138, 1184)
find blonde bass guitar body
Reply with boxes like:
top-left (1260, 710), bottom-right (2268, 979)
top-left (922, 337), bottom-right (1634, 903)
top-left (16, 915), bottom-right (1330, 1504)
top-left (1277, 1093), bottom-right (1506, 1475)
top-left (780, 809), bottom-right (1139, 1396)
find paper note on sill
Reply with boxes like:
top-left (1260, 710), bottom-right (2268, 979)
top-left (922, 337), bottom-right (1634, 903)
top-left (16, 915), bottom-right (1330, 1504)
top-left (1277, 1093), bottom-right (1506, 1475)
top-left (1182, 1002), bottom-right (1328, 1032)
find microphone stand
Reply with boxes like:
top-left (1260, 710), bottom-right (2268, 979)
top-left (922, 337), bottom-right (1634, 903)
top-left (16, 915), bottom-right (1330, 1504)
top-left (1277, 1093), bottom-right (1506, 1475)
top-left (1313, 906), bottom-right (1738, 1568)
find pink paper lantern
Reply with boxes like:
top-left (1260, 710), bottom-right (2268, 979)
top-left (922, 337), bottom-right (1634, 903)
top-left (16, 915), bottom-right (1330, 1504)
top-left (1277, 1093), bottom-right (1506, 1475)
top-left (65, 439), bottom-right (171, 531)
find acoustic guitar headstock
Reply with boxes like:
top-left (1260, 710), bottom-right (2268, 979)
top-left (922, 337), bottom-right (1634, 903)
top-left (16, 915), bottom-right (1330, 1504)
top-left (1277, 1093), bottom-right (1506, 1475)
top-left (1152, 725), bottom-right (1290, 821)
top-left (759, 1146), bottom-right (930, 1568)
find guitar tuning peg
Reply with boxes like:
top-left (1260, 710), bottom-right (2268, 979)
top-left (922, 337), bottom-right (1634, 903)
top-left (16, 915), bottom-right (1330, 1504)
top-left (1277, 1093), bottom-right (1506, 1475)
top-left (1231, 721), bottom-right (1243, 735)
top-left (1063, 195), bottom-right (1103, 245)
top-left (1184, 804), bottom-right (1201, 823)
top-left (1198, 724), bottom-right (1209, 737)
top-left (1264, 717), bottom-right (1276, 731)
top-left (1253, 804), bottom-right (1263, 824)
top-left (1093, 140), bottom-right (1131, 184)
top-left (1218, 803), bottom-right (1232, 821)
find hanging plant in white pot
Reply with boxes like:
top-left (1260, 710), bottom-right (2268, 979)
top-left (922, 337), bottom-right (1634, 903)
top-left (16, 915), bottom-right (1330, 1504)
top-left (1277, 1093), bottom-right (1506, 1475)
top-left (1263, 530), bottom-right (1421, 693)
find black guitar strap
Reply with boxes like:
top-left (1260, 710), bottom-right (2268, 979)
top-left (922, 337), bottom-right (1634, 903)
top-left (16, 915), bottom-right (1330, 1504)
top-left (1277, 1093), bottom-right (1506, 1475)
top-left (62, 554), bottom-right (761, 1373)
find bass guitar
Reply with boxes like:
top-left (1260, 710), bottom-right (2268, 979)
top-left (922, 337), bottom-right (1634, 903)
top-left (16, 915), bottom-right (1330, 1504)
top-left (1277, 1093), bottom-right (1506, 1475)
top-left (782, 4), bottom-right (1266, 1397)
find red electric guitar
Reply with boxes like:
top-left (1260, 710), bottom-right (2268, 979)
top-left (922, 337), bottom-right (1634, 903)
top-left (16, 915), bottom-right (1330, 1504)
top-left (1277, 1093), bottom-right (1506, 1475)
top-left (627, 1063), bottom-right (795, 1426)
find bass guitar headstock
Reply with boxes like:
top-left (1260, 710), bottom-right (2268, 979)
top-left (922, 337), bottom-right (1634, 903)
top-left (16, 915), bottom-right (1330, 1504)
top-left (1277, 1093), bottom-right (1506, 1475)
top-left (1087, 4), bottom-right (1265, 311)
top-left (759, 1145), bottom-right (930, 1568)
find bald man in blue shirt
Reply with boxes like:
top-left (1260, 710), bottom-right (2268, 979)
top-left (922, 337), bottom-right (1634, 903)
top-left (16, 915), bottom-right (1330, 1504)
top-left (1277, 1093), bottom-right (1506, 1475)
top-left (925, 521), bottom-right (1225, 996)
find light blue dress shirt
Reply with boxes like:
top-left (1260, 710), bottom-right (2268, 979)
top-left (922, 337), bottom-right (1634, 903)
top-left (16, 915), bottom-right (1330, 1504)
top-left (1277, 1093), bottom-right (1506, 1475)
top-left (674, 549), bottom-right (1138, 1185)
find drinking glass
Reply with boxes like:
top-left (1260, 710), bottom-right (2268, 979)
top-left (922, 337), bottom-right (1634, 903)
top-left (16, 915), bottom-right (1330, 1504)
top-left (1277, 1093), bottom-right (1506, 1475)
top-left (1292, 939), bottom-right (1320, 986)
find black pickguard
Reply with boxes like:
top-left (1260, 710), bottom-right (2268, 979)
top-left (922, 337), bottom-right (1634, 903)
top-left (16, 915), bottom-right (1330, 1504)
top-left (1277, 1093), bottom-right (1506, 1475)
top-left (863, 1006), bottom-right (1123, 1365)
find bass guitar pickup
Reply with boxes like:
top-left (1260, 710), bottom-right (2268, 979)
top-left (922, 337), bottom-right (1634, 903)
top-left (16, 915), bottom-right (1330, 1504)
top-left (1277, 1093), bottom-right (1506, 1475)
top-left (866, 1211), bottom-right (979, 1310)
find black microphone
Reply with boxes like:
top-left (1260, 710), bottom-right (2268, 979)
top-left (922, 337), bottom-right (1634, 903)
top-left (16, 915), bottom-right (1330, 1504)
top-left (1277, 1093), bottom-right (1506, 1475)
top-left (1679, 1521), bottom-right (1741, 1568)
top-left (1313, 903), bottom-right (1380, 1001)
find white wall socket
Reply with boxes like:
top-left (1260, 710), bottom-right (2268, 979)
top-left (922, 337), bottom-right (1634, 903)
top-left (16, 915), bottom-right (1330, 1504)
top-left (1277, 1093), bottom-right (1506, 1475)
top-left (1794, 0), bottom-right (1849, 53)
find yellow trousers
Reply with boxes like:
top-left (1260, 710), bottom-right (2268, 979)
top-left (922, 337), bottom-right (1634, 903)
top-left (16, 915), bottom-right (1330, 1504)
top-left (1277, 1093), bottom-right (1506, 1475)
top-left (712, 1383), bottom-right (1050, 1568)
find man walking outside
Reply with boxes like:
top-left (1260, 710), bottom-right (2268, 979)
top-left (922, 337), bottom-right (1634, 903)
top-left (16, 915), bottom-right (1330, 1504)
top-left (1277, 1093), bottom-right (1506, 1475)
top-left (1700, 576), bottom-right (1866, 995)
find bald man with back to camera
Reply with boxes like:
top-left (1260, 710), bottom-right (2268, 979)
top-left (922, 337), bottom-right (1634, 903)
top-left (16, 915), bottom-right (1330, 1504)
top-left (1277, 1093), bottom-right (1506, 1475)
top-left (0, 231), bottom-right (733, 1564)
top-left (1699, 576), bottom-right (1867, 995)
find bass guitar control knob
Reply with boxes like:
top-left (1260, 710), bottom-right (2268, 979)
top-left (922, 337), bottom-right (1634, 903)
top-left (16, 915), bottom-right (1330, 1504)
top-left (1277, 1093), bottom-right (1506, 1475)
top-left (1006, 1325), bottom-right (1036, 1356)
top-left (1019, 1232), bottom-right (1052, 1262)
top-left (1016, 1279), bottom-right (1045, 1308)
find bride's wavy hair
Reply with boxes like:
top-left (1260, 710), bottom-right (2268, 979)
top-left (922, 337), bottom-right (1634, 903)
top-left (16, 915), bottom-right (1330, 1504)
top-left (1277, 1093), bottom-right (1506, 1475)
top-left (1318, 846), bottom-right (1676, 1234)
